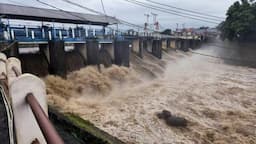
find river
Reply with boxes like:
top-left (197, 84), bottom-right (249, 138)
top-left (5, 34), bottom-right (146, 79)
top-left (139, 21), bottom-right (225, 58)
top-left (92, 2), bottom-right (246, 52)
top-left (45, 39), bottom-right (256, 144)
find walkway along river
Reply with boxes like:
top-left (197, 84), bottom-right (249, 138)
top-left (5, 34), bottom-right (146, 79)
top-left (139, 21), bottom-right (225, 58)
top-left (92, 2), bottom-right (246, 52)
top-left (45, 39), bottom-right (256, 144)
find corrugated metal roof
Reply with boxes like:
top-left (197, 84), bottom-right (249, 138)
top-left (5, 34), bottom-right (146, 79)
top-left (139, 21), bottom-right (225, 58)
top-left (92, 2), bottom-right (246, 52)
top-left (0, 3), bottom-right (119, 25)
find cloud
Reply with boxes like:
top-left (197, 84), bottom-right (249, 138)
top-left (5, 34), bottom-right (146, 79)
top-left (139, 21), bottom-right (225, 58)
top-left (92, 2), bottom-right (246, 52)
top-left (1, 0), bottom-right (238, 29)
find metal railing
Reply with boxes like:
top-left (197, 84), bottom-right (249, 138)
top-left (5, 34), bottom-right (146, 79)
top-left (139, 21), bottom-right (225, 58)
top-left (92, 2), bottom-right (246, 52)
top-left (11, 66), bottom-right (21, 77)
top-left (26, 93), bottom-right (64, 144)
top-left (11, 66), bottom-right (64, 144)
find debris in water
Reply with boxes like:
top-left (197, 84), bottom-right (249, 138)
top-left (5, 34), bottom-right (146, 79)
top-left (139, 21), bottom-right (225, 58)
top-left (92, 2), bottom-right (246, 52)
top-left (157, 110), bottom-right (188, 127)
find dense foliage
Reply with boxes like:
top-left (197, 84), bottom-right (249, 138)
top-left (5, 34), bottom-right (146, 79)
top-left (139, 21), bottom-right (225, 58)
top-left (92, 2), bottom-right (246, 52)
top-left (220, 0), bottom-right (256, 41)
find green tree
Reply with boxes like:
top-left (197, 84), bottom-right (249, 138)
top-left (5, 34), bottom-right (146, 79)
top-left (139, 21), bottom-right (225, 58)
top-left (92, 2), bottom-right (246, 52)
top-left (220, 0), bottom-right (256, 41)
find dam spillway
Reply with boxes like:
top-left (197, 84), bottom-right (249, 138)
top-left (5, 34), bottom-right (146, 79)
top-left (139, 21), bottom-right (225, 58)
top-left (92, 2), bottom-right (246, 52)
top-left (0, 3), bottom-right (204, 77)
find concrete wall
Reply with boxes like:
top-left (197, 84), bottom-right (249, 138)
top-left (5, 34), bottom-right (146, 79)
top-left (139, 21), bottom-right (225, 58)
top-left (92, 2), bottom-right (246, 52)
top-left (102, 43), bottom-right (114, 61)
top-left (194, 40), bottom-right (201, 49)
top-left (83, 40), bottom-right (114, 67)
top-left (66, 50), bottom-right (85, 72)
top-left (180, 40), bottom-right (190, 52)
top-left (9, 41), bottom-right (19, 57)
top-left (13, 44), bottom-right (50, 77)
top-left (161, 39), bottom-right (167, 51)
top-left (75, 43), bottom-right (87, 65)
top-left (19, 53), bottom-right (49, 76)
top-left (146, 40), bottom-right (153, 53)
top-left (114, 40), bottom-right (130, 67)
top-left (39, 44), bottom-right (50, 63)
top-left (86, 40), bottom-right (99, 65)
top-left (139, 39), bottom-right (144, 58)
top-left (170, 39), bottom-right (177, 49)
top-left (2, 38), bottom-right (203, 78)
top-left (132, 39), bottom-right (140, 54)
top-left (152, 40), bottom-right (162, 59)
top-left (131, 39), bottom-right (143, 58)
top-left (48, 40), bottom-right (67, 77)
top-left (98, 46), bottom-right (112, 67)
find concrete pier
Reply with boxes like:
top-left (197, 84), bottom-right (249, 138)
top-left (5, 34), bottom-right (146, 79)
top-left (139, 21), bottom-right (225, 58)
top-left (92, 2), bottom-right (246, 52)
top-left (1, 36), bottom-right (204, 78)
top-left (39, 44), bottom-right (50, 63)
top-left (131, 38), bottom-right (143, 58)
top-left (86, 39), bottom-right (99, 65)
top-left (10, 42), bottom-right (19, 57)
top-left (114, 40), bottom-right (130, 67)
top-left (138, 39), bottom-right (144, 58)
top-left (66, 48), bottom-right (85, 72)
top-left (152, 40), bottom-right (162, 59)
top-left (48, 40), bottom-right (67, 77)
top-left (145, 39), bottom-right (153, 53)
top-left (74, 43), bottom-right (87, 65)
top-left (180, 39), bottom-right (190, 52)
top-left (101, 42), bottom-right (115, 63)
top-left (131, 39), bottom-right (139, 55)
top-left (161, 39), bottom-right (168, 51)
top-left (98, 43), bottom-right (113, 67)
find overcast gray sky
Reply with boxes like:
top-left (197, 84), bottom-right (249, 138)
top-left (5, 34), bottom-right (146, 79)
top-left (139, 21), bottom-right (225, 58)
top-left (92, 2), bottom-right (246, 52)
top-left (1, 0), bottom-right (238, 30)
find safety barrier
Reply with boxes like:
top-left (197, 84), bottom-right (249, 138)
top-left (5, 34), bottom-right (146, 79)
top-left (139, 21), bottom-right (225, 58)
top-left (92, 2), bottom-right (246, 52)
top-left (0, 52), bottom-right (63, 144)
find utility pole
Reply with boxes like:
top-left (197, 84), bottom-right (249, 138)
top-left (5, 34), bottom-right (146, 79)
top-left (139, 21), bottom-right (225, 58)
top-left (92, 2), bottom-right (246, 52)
top-left (144, 14), bottom-right (150, 23)
top-left (144, 14), bottom-right (150, 33)
top-left (151, 12), bottom-right (157, 23)
top-left (151, 12), bottom-right (159, 31)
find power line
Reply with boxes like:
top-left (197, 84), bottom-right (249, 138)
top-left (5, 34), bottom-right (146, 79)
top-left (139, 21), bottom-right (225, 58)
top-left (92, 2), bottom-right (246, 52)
top-left (9, 0), bottom-right (91, 20)
top-left (55, 0), bottom-right (138, 31)
top-left (125, 0), bottom-right (219, 24)
top-left (123, 0), bottom-right (220, 24)
top-left (36, 0), bottom-right (137, 32)
top-left (35, 0), bottom-right (120, 34)
top-left (8, 0), bottom-right (168, 34)
top-left (8, 0), bottom-right (29, 6)
top-left (100, 0), bottom-right (107, 15)
top-left (61, 0), bottom-right (173, 32)
top-left (61, 0), bottom-right (156, 31)
top-left (151, 12), bottom-right (157, 23)
top-left (130, 0), bottom-right (221, 22)
top-left (144, 14), bottom-right (150, 23)
top-left (35, 0), bottom-right (91, 23)
top-left (35, 0), bottom-right (157, 34)
top-left (145, 0), bottom-right (225, 20)
top-left (61, 0), bottom-right (102, 15)
top-left (35, 0), bottom-right (131, 36)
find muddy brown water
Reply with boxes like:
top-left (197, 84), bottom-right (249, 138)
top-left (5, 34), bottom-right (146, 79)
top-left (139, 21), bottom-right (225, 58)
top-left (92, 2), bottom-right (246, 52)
top-left (45, 39), bottom-right (256, 144)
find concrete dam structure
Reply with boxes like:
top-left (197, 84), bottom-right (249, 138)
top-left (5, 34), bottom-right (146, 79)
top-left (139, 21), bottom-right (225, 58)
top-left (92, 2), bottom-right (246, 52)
top-left (0, 3), bottom-right (204, 77)
top-left (0, 3), bottom-right (208, 144)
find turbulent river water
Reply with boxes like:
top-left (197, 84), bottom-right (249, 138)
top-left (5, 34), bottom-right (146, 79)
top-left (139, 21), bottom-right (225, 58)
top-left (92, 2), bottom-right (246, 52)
top-left (44, 39), bottom-right (256, 144)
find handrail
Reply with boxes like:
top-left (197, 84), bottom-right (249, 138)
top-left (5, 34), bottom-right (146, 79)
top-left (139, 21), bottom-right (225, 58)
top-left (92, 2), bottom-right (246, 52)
top-left (26, 93), bottom-right (64, 144)
top-left (11, 66), bottom-right (21, 77)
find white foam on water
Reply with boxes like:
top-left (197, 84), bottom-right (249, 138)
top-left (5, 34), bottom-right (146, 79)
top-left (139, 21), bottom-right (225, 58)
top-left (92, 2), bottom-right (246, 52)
top-left (44, 47), bottom-right (256, 144)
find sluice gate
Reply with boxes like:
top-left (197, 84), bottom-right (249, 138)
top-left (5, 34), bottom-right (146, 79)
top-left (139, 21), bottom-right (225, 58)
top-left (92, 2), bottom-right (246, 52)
top-left (0, 3), bottom-right (204, 78)
top-left (0, 3), bottom-right (208, 144)
top-left (0, 53), bottom-right (125, 144)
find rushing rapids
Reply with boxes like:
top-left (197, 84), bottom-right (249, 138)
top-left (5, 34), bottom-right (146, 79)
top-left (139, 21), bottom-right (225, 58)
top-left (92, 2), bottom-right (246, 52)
top-left (44, 40), bottom-right (256, 144)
